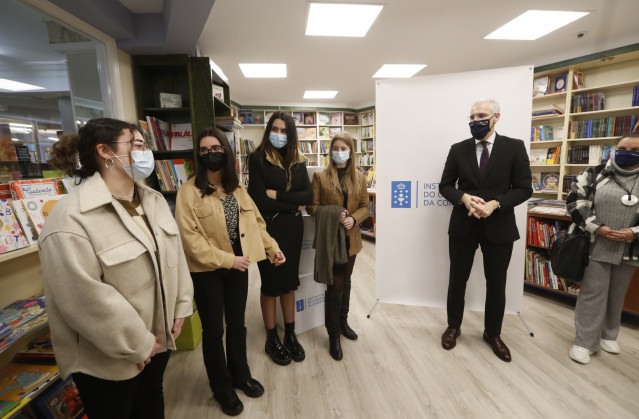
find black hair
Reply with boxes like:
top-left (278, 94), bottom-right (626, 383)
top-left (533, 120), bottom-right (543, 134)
top-left (194, 127), bottom-right (239, 196)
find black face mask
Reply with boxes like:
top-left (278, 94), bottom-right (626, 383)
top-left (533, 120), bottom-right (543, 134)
top-left (469, 116), bottom-right (493, 140)
top-left (201, 152), bottom-right (226, 172)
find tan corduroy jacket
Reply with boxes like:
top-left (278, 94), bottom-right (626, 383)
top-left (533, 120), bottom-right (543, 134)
top-left (175, 178), bottom-right (280, 271)
top-left (307, 169), bottom-right (370, 256)
top-left (38, 172), bottom-right (194, 380)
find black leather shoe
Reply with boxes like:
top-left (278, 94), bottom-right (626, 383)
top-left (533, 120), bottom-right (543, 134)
top-left (233, 377), bottom-right (264, 398)
top-left (329, 333), bottom-right (343, 360)
top-left (341, 318), bottom-right (358, 340)
top-left (214, 390), bottom-right (243, 416)
top-left (283, 322), bottom-right (306, 362)
top-left (441, 327), bottom-right (461, 350)
top-left (265, 327), bottom-right (291, 365)
top-left (483, 331), bottom-right (512, 362)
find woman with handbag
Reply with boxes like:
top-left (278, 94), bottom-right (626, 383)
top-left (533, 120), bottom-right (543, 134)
top-left (566, 132), bottom-right (639, 364)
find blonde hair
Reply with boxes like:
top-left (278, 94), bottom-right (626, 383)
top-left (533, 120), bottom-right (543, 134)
top-left (325, 131), bottom-right (361, 195)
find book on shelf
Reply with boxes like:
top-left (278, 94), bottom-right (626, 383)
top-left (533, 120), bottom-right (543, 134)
top-left (303, 112), bottom-right (316, 125)
top-left (169, 123), bottom-right (193, 151)
top-left (32, 376), bottom-right (86, 419)
top-left (545, 147), bottom-right (560, 164)
top-left (8, 199), bottom-right (38, 246)
top-left (361, 112), bottom-right (374, 125)
top-left (296, 128), bottom-right (305, 139)
top-left (0, 198), bottom-right (30, 254)
top-left (159, 92), bottom-right (182, 108)
top-left (563, 175), bottom-right (577, 193)
top-left (532, 76), bottom-right (550, 97)
top-left (569, 115), bottom-right (638, 139)
top-left (0, 184), bottom-right (11, 200)
top-left (0, 362), bottom-right (59, 402)
top-left (344, 113), bottom-right (358, 125)
top-left (530, 125), bottom-right (554, 142)
top-left (303, 128), bottom-right (317, 139)
top-left (330, 112), bottom-right (341, 125)
top-left (138, 120), bottom-right (158, 151)
top-left (20, 196), bottom-right (62, 237)
top-left (541, 172), bottom-right (559, 190)
top-left (238, 110), bottom-right (254, 125)
top-left (145, 116), bottom-right (171, 150)
top-left (292, 112), bottom-right (304, 125)
top-left (212, 84), bottom-right (224, 102)
top-left (531, 176), bottom-right (541, 191)
top-left (154, 159), bottom-right (194, 192)
top-left (554, 74), bottom-right (567, 93)
top-left (0, 292), bottom-right (47, 353)
top-left (633, 85), bottom-right (639, 107)
top-left (532, 104), bottom-right (564, 117)
top-left (571, 92), bottom-right (605, 113)
top-left (9, 179), bottom-right (59, 200)
top-left (529, 149), bottom-right (547, 165)
top-left (573, 71), bottom-right (584, 89)
top-left (317, 113), bottom-right (330, 125)
top-left (318, 127), bottom-right (330, 139)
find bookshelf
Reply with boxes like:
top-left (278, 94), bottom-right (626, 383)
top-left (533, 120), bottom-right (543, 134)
top-left (133, 54), bottom-right (233, 194)
top-left (236, 108), bottom-right (375, 180)
top-left (361, 190), bottom-right (376, 239)
top-left (531, 48), bottom-right (639, 197)
top-left (524, 209), bottom-right (639, 316)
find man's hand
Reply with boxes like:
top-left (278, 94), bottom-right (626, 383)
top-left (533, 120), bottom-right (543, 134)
top-left (462, 194), bottom-right (486, 218)
top-left (470, 200), bottom-right (499, 219)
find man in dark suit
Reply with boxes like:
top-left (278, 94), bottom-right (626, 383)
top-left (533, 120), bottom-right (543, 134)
top-left (438, 99), bottom-right (532, 362)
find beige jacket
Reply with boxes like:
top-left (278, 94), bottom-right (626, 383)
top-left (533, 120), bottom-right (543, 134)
top-left (38, 172), bottom-right (194, 381)
top-left (175, 178), bottom-right (280, 271)
top-left (307, 169), bottom-right (370, 256)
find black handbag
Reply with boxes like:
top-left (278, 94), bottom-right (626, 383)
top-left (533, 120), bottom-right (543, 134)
top-left (549, 224), bottom-right (590, 282)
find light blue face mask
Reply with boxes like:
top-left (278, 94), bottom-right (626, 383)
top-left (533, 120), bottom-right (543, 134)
top-left (269, 132), bottom-right (288, 149)
top-left (112, 150), bottom-right (155, 181)
top-left (332, 150), bottom-right (350, 164)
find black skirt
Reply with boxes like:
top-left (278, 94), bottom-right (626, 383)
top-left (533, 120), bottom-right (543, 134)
top-left (258, 211), bottom-right (303, 296)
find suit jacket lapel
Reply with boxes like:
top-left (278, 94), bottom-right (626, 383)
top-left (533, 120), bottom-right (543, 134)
top-left (484, 133), bottom-right (503, 177)
top-left (465, 138), bottom-right (481, 179)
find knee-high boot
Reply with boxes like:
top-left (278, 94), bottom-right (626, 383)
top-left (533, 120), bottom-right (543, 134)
top-left (340, 277), bottom-right (358, 340)
top-left (325, 290), bottom-right (343, 360)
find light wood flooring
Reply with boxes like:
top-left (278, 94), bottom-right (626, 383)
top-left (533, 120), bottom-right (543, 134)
top-left (163, 240), bottom-right (639, 418)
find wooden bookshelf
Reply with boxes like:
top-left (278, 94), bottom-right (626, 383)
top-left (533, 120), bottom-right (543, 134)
top-left (360, 190), bottom-right (376, 239)
top-left (530, 48), bottom-right (639, 199)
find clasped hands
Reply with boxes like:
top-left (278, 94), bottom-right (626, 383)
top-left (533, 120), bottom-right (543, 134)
top-left (461, 193), bottom-right (498, 219)
top-left (339, 209), bottom-right (355, 230)
top-left (596, 226), bottom-right (635, 242)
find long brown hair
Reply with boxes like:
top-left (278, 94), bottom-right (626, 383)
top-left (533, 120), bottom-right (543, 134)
top-left (194, 127), bottom-right (239, 196)
top-left (325, 131), bottom-right (362, 195)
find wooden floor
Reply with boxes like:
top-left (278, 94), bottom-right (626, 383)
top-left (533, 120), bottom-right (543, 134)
top-left (164, 240), bottom-right (639, 419)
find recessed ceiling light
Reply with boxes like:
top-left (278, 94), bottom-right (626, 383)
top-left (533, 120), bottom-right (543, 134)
top-left (239, 63), bottom-right (287, 78)
top-left (306, 3), bottom-right (383, 37)
top-left (373, 64), bottom-right (427, 78)
top-left (304, 90), bottom-right (338, 99)
top-left (485, 10), bottom-right (589, 40)
top-left (0, 78), bottom-right (45, 91)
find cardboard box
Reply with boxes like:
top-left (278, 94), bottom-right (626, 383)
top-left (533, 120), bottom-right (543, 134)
top-left (175, 309), bottom-right (202, 350)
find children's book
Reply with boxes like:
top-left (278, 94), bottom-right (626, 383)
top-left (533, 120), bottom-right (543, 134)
top-left (330, 113), bottom-right (342, 125)
top-left (533, 76), bottom-right (550, 97)
top-left (541, 172), bottom-right (560, 190)
top-left (0, 199), bottom-right (29, 254)
top-left (317, 113), bottom-right (330, 125)
top-left (9, 199), bottom-right (37, 246)
top-left (9, 179), bottom-right (59, 200)
top-left (303, 112), bottom-right (316, 125)
top-left (554, 74), bottom-right (568, 93)
top-left (343, 113), bottom-right (358, 125)
top-left (292, 112), bottom-right (304, 125)
top-left (32, 376), bottom-right (86, 419)
top-left (20, 196), bottom-right (62, 237)
top-left (0, 362), bottom-right (59, 401)
top-left (0, 293), bottom-right (46, 339)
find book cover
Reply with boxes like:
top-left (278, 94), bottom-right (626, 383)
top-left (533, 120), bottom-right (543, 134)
top-left (8, 199), bottom-right (37, 246)
top-left (0, 400), bottom-right (20, 417)
top-left (170, 123), bottom-right (193, 151)
top-left (212, 84), bottom-right (224, 102)
top-left (0, 199), bottom-right (29, 254)
top-left (573, 72), bottom-right (584, 89)
top-left (343, 113), bottom-right (358, 125)
top-left (159, 92), bottom-right (182, 108)
top-left (317, 113), bottom-right (329, 125)
top-left (330, 113), bottom-right (342, 125)
top-left (541, 172), bottom-right (560, 190)
top-left (532, 76), bottom-right (550, 97)
top-left (292, 112), bottom-right (304, 125)
top-left (156, 119), bottom-right (171, 151)
top-left (361, 112), bottom-right (374, 125)
top-left (304, 128), bottom-right (317, 139)
top-left (318, 127), bottom-right (330, 139)
top-left (33, 376), bottom-right (85, 419)
top-left (0, 293), bottom-right (46, 340)
top-left (303, 112), bottom-right (316, 125)
top-left (529, 149), bottom-right (547, 165)
top-left (145, 116), bottom-right (162, 151)
top-left (0, 362), bottom-right (59, 401)
top-left (9, 179), bottom-right (59, 200)
top-left (138, 120), bottom-right (157, 151)
top-left (554, 74), bottom-right (567, 93)
top-left (20, 196), bottom-right (62, 237)
top-left (532, 176), bottom-right (541, 191)
top-left (545, 148), bottom-right (557, 164)
top-left (0, 184), bottom-right (11, 200)
top-left (238, 110), bottom-right (253, 124)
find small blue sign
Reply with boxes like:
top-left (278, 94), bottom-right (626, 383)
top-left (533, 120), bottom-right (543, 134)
top-left (391, 181), bottom-right (412, 208)
top-left (296, 299), bottom-right (305, 312)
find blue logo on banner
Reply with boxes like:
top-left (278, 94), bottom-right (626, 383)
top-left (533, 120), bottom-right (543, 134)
top-left (296, 299), bottom-right (305, 312)
top-left (391, 181), bottom-right (412, 208)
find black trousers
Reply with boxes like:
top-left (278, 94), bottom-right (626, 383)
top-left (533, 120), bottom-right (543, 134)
top-left (447, 225), bottom-right (513, 336)
top-left (191, 267), bottom-right (250, 396)
top-left (72, 350), bottom-right (171, 419)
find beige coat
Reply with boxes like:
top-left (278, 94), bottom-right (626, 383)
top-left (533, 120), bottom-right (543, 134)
top-left (38, 172), bottom-right (194, 380)
top-left (175, 178), bottom-right (280, 271)
top-left (307, 169), bottom-right (370, 256)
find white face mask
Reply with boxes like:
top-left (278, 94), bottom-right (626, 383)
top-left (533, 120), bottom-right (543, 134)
top-left (332, 150), bottom-right (350, 164)
top-left (111, 149), bottom-right (155, 181)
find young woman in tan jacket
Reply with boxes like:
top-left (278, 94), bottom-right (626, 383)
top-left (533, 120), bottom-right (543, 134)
top-left (175, 127), bottom-right (285, 416)
top-left (39, 118), bottom-right (194, 419)
top-left (306, 132), bottom-right (370, 360)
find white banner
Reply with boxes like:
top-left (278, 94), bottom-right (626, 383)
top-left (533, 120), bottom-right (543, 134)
top-left (375, 66), bottom-right (533, 314)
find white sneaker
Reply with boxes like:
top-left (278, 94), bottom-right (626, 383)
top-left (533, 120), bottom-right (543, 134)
top-left (570, 345), bottom-right (594, 364)
top-left (600, 339), bottom-right (621, 354)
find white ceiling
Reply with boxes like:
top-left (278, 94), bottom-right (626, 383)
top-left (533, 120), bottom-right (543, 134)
top-left (197, 0), bottom-right (639, 109)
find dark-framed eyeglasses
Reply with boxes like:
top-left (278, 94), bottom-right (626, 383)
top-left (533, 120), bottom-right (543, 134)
top-left (198, 145), bottom-right (225, 155)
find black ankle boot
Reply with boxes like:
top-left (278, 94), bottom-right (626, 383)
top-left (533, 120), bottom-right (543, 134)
top-left (265, 327), bottom-right (291, 366)
top-left (341, 317), bottom-right (358, 340)
top-left (283, 322), bottom-right (305, 362)
top-left (329, 333), bottom-right (343, 360)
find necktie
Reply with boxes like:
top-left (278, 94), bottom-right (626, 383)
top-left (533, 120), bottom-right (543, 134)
top-left (479, 141), bottom-right (489, 176)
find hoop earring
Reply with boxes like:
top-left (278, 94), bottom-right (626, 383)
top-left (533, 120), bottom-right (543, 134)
top-left (104, 158), bottom-right (114, 169)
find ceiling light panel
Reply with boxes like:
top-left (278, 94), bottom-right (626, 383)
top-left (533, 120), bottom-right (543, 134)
top-left (373, 64), bottom-right (427, 78)
top-left (485, 10), bottom-right (589, 40)
top-left (239, 63), bottom-right (287, 78)
top-left (306, 3), bottom-right (383, 37)
top-left (0, 78), bottom-right (45, 91)
top-left (304, 90), bottom-right (338, 99)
